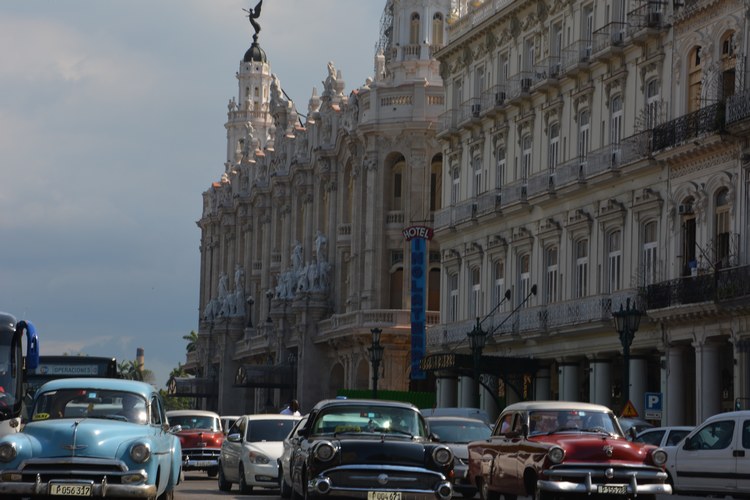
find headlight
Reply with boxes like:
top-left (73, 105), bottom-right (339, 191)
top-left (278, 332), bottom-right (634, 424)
top-left (432, 446), bottom-right (453, 466)
top-left (248, 451), bottom-right (270, 464)
top-left (313, 441), bottom-right (336, 462)
top-left (0, 442), bottom-right (16, 463)
top-left (130, 443), bottom-right (151, 463)
top-left (548, 446), bottom-right (565, 464)
top-left (651, 448), bottom-right (667, 466)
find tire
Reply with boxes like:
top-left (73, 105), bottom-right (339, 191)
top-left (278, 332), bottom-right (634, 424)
top-left (239, 465), bottom-right (253, 494)
top-left (218, 463), bottom-right (232, 492)
top-left (279, 465), bottom-right (292, 498)
top-left (157, 468), bottom-right (175, 500)
top-left (207, 467), bottom-right (218, 478)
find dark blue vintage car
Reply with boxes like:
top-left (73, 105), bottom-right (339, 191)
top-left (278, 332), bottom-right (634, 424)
top-left (0, 377), bottom-right (182, 499)
top-left (290, 398), bottom-right (453, 500)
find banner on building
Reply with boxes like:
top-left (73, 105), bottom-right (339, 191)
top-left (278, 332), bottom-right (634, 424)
top-left (403, 226), bottom-right (433, 380)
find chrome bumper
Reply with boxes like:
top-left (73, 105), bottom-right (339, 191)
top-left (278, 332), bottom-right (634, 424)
top-left (308, 469), bottom-right (452, 500)
top-left (538, 467), bottom-right (672, 496)
top-left (0, 476), bottom-right (157, 497)
top-left (182, 458), bottom-right (218, 470)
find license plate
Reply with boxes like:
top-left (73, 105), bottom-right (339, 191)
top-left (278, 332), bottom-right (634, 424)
top-left (192, 460), bottom-right (216, 467)
top-left (50, 482), bottom-right (93, 496)
top-left (597, 484), bottom-right (627, 495)
top-left (367, 492), bottom-right (402, 500)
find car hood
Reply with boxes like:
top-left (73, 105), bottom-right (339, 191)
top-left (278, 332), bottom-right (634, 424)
top-left (22, 419), bottom-right (154, 459)
top-left (333, 437), bottom-right (431, 467)
top-left (247, 441), bottom-right (284, 459)
top-left (443, 443), bottom-right (468, 461)
top-left (539, 434), bottom-right (652, 463)
top-left (176, 429), bottom-right (223, 448)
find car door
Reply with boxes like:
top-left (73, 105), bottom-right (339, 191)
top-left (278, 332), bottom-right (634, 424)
top-left (493, 412), bottom-right (524, 494)
top-left (671, 417), bottom-right (736, 493)
top-left (222, 416), bottom-right (245, 482)
top-left (734, 417), bottom-right (750, 493)
top-left (150, 394), bottom-right (173, 492)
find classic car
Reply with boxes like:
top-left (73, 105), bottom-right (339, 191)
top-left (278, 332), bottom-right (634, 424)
top-left (425, 416), bottom-right (492, 497)
top-left (290, 398), bottom-right (454, 500)
top-left (0, 377), bottom-right (182, 499)
top-left (218, 413), bottom-right (300, 493)
top-left (279, 415), bottom-right (308, 498)
top-left (166, 409), bottom-right (224, 477)
top-left (467, 401), bottom-right (672, 500)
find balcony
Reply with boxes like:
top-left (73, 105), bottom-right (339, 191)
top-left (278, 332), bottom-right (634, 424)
top-left (526, 169), bottom-right (554, 199)
top-left (554, 156), bottom-right (586, 189)
top-left (726, 89), bottom-right (750, 129)
top-left (592, 22), bottom-right (627, 61)
top-left (627, 1), bottom-right (668, 44)
top-left (561, 40), bottom-right (592, 77)
top-left (652, 102), bottom-right (725, 152)
top-left (531, 57), bottom-right (562, 90)
top-left (645, 265), bottom-right (750, 310)
top-left (434, 200), bottom-right (477, 230)
top-left (386, 211), bottom-right (404, 225)
top-left (476, 189), bottom-right (502, 216)
top-left (318, 309), bottom-right (441, 340)
top-left (481, 84), bottom-right (507, 116)
top-left (437, 109), bottom-right (458, 138)
top-left (506, 72), bottom-right (534, 103)
top-left (458, 97), bottom-right (482, 127)
top-left (500, 179), bottom-right (527, 207)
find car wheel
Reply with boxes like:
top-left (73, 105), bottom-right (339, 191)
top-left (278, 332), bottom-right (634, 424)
top-left (239, 465), bottom-right (253, 494)
top-left (279, 465), bottom-right (292, 498)
top-left (218, 463), bottom-right (232, 492)
top-left (157, 487), bottom-right (174, 500)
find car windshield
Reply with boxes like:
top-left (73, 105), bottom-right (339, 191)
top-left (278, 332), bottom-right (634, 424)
top-left (31, 389), bottom-right (148, 424)
top-left (528, 409), bottom-right (621, 436)
top-left (246, 419), bottom-right (298, 442)
top-left (429, 419), bottom-right (491, 443)
top-left (169, 414), bottom-right (220, 431)
top-left (312, 405), bottom-right (426, 437)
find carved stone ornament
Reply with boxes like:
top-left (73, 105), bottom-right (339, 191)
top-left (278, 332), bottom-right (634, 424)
top-left (486, 31), bottom-right (498, 51)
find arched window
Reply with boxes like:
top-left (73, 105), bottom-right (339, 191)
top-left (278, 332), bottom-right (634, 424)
top-left (495, 147), bottom-right (506, 188)
top-left (410, 13), bottom-right (421, 45)
top-left (688, 46), bottom-right (702, 112)
top-left (720, 31), bottom-right (736, 99)
top-left (681, 197), bottom-right (697, 276)
top-left (518, 254), bottom-right (531, 307)
top-left (432, 13), bottom-right (444, 46)
top-left (390, 267), bottom-right (404, 309)
top-left (646, 79), bottom-right (660, 129)
top-left (575, 239), bottom-right (589, 298)
top-left (493, 260), bottom-right (505, 308)
top-left (545, 246), bottom-right (558, 304)
top-left (470, 267), bottom-right (482, 318)
top-left (472, 155), bottom-right (483, 196)
top-left (642, 221), bottom-right (658, 286)
top-left (715, 188), bottom-right (730, 267)
top-left (607, 230), bottom-right (622, 293)
top-left (522, 135), bottom-right (532, 179)
top-left (430, 157), bottom-right (442, 212)
top-left (578, 110), bottom-right (590, 158)
top-left (428, 268), bottom-right (441, 311)
top-left (451, 167), bottom-right (460, 205)
top-left (610, 95), bottom-right (623, 145)
top-left (448, 273), bottom-right (459, 322)
top-left (548, 123), bottom-right (560, 169)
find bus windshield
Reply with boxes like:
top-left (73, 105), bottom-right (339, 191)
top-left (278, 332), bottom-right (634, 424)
top-left (0, 337), bottom-right (18, 418)
top-left (27, 356), bottom-right (118, 397)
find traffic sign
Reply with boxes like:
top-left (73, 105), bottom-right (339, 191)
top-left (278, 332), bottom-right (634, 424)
top-left (621, 400), bottom-right (639, 418)
top-left (644, 392), bottom-right (663, 421)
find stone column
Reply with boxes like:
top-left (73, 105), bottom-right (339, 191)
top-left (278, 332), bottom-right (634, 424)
top-left (436, 372), bottom-right (458, 407)
top-left (458, 375), bottom-right (474, 407)
top-left (629, 357), bottom-right (648, 417)
top-left (589, 359), bottom-right (612, 406)
top-left (734, 338), bottom-right (750, 410)
top-left (558, 363), bottom-right (579, 401)
top-left (694, 340), bottom-right (721, 422)
top-left (665, 345), bottom-right (687, 425)
top-left (535, 367), bottom-right (551, 400)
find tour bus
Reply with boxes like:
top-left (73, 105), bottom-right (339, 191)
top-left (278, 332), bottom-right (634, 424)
top-left (0, 312), bottom-right (40, 435)
top-left (26, 355), bottom-right (119, 396)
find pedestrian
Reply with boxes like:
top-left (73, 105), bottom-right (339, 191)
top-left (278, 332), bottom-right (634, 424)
top-left (280, 399), bottom-right (301, 416)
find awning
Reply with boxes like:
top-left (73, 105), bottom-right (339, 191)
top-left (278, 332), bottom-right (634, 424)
top-left (419, 352), bottom-right (536, 375)
top-left (167, 377), bottom-right (217, 398)
top-left (233, 364), bottom-right (296, 389)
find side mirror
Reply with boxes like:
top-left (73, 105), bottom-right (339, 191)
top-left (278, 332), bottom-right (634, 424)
top-left (521, 423), bottom-right (529, 437)
top-left (227, 433), bottom-right (242, 443)
top-left (430, 432), bottom-right (441, 442)
top-left (169, 425), bottom-right (182, 434)
top-left (627, 427), bottom-right (638, 441)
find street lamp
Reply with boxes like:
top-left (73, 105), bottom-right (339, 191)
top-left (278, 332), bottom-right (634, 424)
top-left (467, 317), bottom-right (488, 408)
top-left (368, 328), bottom-right (384, 399)
top-left (246, 296), bottom-right (255, 328)
top-left (612, 297), bottom-right (643, 412)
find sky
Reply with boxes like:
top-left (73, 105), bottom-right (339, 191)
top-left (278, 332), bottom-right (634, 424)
top-left (0, 0), bottom-right (385, 389)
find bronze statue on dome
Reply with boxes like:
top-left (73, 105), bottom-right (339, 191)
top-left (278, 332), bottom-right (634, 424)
top-left (243, 0), bottom-right (263, 42)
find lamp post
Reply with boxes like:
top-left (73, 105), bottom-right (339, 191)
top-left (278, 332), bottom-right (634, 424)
top-left (467, 317), bottom-right (488, 408)
top-left (368, 328), bottom-right (384, 399)
top-left (246, 296), bottom-right (255, 328)
top-left (612, 297), bottom-right (643, 412)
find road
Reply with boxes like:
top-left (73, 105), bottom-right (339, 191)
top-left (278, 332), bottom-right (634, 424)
top-left (173, 475), bottom-right (712, 500)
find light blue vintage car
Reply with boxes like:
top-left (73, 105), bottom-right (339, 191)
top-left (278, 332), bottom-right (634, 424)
top-left (0, 377), bottom-right (182, 499)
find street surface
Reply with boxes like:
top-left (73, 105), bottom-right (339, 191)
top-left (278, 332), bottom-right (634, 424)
top-left (174, 474), bottom-right (712, 500)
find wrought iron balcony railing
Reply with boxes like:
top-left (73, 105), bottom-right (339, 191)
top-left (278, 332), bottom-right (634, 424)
top-left (726, 89), bottom-right (750, 125)
top-left (651, 102), bottom-right (725, 152)
top-left (644, 265), bottom-right (750, 309)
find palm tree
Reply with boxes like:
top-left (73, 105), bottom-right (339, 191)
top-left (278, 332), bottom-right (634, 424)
top-left (118, 360), bottom-right (143, 381)
top-left (182, 331), bottom-right (199, 353)
top-left (167, 364), bottom-right (188, 388)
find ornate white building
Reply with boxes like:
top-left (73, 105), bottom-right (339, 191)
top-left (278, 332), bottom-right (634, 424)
top-left (431, 0), bottom-right (750, 425)
top-left (180, 0), bottom-right (453, 414)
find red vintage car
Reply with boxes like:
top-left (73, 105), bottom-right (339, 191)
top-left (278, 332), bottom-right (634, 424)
top-left (467, 401), bottom-right (672, 500)
top-left (167, 409), bottom-right (224, 477)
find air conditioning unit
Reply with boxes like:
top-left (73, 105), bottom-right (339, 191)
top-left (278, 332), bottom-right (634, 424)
top-left (495, 91), bottom-right (506, 105)
top-left (678, 203), bottom-right (694, 215)
top-left (471, 103), bottom-right (481, 117)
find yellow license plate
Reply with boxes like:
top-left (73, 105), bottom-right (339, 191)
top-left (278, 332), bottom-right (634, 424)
top-left (50, 482), bottom-right (93, 496)
top-left (367, 492), bottom-right (402, 500)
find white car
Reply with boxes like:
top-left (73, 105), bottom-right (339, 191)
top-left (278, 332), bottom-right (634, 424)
top-left (635, 426), bottom-right (693, 447)
top-left (279, 415), bottom-right (307, 498)
top-left (666, 410), bottom-right (750, 496)
top-left (220, 415), bottom-right (240, 434)
top-left (218, 414), bottom-right (301, 493)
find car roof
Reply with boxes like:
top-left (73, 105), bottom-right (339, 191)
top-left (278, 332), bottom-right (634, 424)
top-left (35, 377), bottom-right (155, 400)
top-left (311, 398), bottom-right (420, 411)
top-left (166, 409), bottom-right (220, 417)
top-left (244, 414), bottom-right (301, 421)
top-left (703, 410), bottom-right (750, 422)
top-left (503, 401), bottom-right (614, 413)
top-left (424, 416), bottom-right (489, 424)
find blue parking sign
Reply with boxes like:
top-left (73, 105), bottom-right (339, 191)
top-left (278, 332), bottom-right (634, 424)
top-left (644, 392), bottom-right (662, 411)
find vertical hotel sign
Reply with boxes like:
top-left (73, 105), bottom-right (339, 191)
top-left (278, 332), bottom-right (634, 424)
top-left (403, 225), bottom-right (433, 380)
